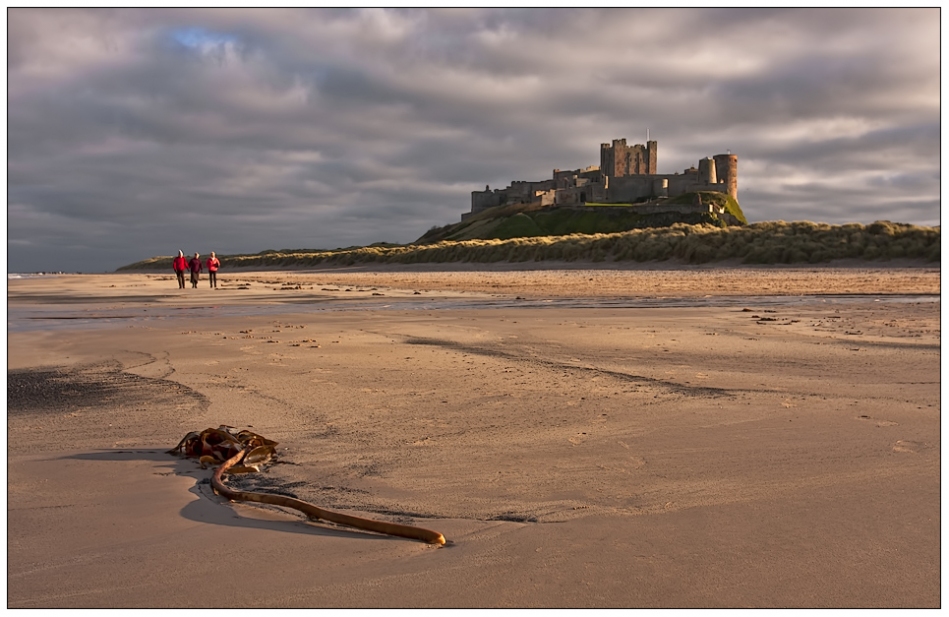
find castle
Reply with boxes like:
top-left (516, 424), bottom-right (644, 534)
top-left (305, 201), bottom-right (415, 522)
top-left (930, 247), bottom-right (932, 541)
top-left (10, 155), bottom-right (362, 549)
top-left (467, 138), bottom-right (738, 219)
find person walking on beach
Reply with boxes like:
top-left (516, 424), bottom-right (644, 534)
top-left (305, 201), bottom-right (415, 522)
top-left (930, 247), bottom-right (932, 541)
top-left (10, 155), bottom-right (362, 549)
top-left (172, 250), bottom-right (188, 289)
top-left (188, 252), bottom-right (203, 288)
top-left (207, 252), bottom-right (220, 289)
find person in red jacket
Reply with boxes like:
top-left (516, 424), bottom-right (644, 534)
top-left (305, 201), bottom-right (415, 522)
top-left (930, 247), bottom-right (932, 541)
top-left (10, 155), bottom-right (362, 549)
top-left (206, 252), bottom-right (220, 289)
top-left (188, 252), bottom-right (203, 288)
top-left (172, 250), bottom-right (187, 289)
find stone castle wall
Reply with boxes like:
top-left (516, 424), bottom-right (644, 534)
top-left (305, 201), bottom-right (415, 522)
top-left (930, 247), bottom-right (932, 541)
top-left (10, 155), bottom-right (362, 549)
top-left (470, 138), bottom-right (738, 217)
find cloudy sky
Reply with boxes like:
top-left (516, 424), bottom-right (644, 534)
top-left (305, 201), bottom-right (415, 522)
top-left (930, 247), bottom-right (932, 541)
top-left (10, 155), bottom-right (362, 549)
top-left (7, 8), bottom-right (941, 272)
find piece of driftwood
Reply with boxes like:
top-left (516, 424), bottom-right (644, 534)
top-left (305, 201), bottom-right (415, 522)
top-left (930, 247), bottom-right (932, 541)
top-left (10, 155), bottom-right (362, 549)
top-left (170, 426), bottom-right (446, 545)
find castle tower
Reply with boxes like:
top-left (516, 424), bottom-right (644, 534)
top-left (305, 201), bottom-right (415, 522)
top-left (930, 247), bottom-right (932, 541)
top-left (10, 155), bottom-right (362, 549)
top-left (612, 138), bottom-right (629, 176)
top-left (698, 157), bottom-right (717, 184)
top-left (600, 138), bottom-right (657, 178)
top-left (713, 153), bottom-right (738, 200)
top-left (600, 142), bottom-right (615, 177)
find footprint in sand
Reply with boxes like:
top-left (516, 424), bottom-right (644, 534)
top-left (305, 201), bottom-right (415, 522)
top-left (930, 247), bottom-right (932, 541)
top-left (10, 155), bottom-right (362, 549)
top-left (857, 414), bottom-right (899, 427)
top-left (876, 419), bottom-right (899, 427)
top-left (568, 432), bottom-right (589, 445)
top-left (892, 440), bottom-right (925, 453)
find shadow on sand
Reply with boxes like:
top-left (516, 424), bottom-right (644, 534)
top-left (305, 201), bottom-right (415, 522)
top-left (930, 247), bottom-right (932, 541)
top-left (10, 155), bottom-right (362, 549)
top-left (66, 449), bottom-right (405, 544)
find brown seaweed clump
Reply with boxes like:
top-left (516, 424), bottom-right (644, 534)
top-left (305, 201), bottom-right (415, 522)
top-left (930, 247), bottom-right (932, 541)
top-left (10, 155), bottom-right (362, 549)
top-left (169, 426), bottom-right (446, 545)
top-left (168, 425), bottom-right (278, 473)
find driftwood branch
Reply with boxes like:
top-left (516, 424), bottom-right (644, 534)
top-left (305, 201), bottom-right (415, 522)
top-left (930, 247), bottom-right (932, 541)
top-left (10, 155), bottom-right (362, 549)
top-left (170, 426), bottom-right (446, 545)
top-left (211, 446), bottom-right (446, 545)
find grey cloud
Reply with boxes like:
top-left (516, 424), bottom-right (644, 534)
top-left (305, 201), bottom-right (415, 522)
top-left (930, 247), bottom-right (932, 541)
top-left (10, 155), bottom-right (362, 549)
top-left (8, 8), bottom-right (939, 272)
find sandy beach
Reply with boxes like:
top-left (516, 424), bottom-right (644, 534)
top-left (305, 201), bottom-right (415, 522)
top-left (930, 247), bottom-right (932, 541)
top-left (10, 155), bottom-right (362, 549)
top-left (7, 265), bottom-right (940, 608)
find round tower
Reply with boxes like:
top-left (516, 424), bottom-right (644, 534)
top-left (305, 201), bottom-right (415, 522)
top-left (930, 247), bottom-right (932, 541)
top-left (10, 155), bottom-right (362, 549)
top-left (713, 153), bottom-right (738, 201)
top-left (698, 157), bottom-right (717, 184)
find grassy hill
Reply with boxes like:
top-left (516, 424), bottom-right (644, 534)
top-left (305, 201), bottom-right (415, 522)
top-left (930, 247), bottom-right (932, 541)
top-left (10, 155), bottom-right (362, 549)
top-left (417, 191), bottom-right (747, 244)
top-left (117, 219), bottom-right (939, 271)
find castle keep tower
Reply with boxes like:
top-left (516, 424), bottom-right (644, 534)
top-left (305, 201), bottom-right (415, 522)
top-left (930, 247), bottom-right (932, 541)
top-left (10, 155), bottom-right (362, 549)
top-left (600, 139), bottom-right (657, 177)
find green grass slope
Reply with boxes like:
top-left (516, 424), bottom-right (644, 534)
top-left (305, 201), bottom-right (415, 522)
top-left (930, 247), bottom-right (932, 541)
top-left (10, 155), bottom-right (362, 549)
top-left (665, 191), bottom-right (748, 225)
top-left (420, 192), bottom-right (741, 244)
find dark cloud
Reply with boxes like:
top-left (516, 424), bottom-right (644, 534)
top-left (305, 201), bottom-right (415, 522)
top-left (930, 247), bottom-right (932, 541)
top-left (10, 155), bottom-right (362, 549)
top-left (8, 8), bottom-right (939, 272)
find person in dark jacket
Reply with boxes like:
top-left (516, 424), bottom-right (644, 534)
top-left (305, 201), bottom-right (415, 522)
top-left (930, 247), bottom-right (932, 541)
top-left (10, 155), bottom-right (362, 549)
top-left (172, 250), bottom-right (187, 289)
top-left (188, 253), bottom-right (203, 288)
top-left (206, 252), bottom-right (220, 289)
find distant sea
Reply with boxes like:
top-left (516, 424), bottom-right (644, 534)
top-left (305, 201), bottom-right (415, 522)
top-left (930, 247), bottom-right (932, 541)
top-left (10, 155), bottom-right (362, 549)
top-left (8, 273), bottom-right (67, 279)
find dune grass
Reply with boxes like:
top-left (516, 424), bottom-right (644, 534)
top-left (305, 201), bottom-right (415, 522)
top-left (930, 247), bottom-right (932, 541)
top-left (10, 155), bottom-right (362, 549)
top-left (117, 220), bottom-right (939, 271)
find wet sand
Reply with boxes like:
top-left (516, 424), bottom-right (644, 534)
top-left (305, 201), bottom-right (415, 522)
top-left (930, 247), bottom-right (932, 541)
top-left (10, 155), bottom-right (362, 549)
top-left (7, 266), bottom-right (941, 607)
